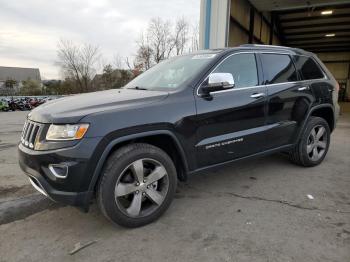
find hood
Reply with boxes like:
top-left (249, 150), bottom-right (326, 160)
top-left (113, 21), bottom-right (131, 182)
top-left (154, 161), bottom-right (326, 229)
top-left (28, 89), bottom-right (169, 123)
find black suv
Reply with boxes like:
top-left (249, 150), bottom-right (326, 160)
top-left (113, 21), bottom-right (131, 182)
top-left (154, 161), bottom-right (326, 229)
top-left (18, 45), bottom-right (340, 227)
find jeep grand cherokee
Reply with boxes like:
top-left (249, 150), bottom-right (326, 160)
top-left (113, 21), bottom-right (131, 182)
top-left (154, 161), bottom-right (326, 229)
top-left (18, 45), bottom-right (340, 227)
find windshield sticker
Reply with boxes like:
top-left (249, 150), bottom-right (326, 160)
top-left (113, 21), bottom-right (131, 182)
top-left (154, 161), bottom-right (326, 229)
top-left (192, 54), bottom-right (216, 59)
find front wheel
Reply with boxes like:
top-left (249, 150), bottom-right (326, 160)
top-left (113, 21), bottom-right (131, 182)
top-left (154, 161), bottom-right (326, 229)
top-left (97, 143), bottom-right (177, 228)
top-left (289, 116), bottom-right (330, 167)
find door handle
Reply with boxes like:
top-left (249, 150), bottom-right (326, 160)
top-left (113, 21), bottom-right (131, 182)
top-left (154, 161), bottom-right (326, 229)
top-left (250, 93), bottom-right (265, 99)
top-left (298, 86), bottom-right (309, 91)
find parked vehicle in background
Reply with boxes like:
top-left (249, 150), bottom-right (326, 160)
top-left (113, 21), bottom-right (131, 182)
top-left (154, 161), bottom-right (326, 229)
top-left (0, 96), bottom-right (58, 111)
top-left (28, 98), bottom-right (40, 108)
top-left (0, 99), bottom-right (10, 111)
top-left (22, 98), bottom-right (32, 111)
top-left (28, 97), bottom-right (46, 108)
top-left (8, 98), bottom-right (29, 111)
top-left (8, 98), bottom-right (25, 111)
top-left (18, 45), bottom-right (340, 228)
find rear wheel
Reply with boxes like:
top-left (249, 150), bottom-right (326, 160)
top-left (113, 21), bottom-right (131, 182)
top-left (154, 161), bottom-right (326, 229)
top-left (289, 116), bottom-right (330, 167)
top-left (97, 143), bottom-right (177, 228)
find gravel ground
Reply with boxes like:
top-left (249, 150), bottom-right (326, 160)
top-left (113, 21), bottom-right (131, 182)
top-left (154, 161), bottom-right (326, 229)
top-left (0, 105), bottom-right (349, 262)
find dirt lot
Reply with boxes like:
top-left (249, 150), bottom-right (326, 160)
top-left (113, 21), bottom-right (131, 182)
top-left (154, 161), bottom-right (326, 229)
top-left (0, 106), bottom-right (349, 262)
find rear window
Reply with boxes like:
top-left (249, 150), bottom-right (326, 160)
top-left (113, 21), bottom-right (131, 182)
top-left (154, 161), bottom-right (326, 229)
top-left (294, 56), bottom-right (325, 80)
top-left (260, 54), bottom-right (297, 84)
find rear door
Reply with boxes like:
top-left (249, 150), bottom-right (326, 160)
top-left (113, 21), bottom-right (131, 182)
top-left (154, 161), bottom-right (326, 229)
top-left (259, 53), bottom-right (313, 149)
top-left (195, 52), bottom-right (268, 168)
top-left (293, 55), bottom-right (330, 103)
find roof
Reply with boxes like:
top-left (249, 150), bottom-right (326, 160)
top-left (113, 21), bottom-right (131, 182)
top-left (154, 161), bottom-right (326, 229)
top-left (204, 45), bottom-right (311, 56)
top-left (192, 48), bottom-right (226, 54)
top-left (0, 66), bottom-right (41, 82)
top-left (239, 44), bottom-right (309, 54)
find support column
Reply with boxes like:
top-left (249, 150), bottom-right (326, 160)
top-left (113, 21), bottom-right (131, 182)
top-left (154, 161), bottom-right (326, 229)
top-left (248, 7), bottom-right (255, 44)
top-left (199, 0), bottom-right (230, 49)
top-left (269, 13), bottom-right (275, 45)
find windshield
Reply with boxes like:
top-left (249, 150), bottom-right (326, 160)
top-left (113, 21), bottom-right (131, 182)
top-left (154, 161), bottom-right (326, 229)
top-left (124, 53), bottom-right (217, 91)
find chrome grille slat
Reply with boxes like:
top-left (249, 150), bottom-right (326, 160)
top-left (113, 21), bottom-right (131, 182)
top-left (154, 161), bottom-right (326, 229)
top-left (24, 123), bottom-right (33, 146)
top-left (22, 121), bottom-right (29, 140)
top-left (29, 125), bottom-right (40, 148)
top-left (21, 121), bottom-right (28, 138)
top-left (28, 124), bottom-right (35, 148)
top-left (20, 120), bottom-right (43, 149)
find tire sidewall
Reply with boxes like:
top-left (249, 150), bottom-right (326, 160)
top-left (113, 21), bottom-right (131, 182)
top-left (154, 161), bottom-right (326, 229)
top-left (98, 144), bottom-right (177, 227)
top-left (299, 117), bottom-right (330, 166)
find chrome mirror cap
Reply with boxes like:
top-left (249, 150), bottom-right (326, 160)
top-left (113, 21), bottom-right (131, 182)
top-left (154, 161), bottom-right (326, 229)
top-left (208, 73), bottom-right (235, 88)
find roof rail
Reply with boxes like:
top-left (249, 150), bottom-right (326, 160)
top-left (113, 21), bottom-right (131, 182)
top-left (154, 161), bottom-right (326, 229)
top-left (240, 44), bottom-right (290, 49)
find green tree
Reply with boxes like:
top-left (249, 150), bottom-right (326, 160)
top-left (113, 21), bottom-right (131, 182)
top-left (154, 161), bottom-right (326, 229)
top-left (113, 69), bottom-right (133, 88)
top-left (43, 80), bottom-right (62, 95)
top-left (59, 79), bottom-right (76, 94)
top-left (102, 64), bottom-right (115, 89)
top-left (5, 79), bottom-right (17, 88)
top-left (20, 79), bottom-right (42, 95)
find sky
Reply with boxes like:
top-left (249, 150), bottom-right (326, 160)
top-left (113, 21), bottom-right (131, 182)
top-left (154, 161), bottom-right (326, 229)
top-left (0, 0), bottom-right (200, 79)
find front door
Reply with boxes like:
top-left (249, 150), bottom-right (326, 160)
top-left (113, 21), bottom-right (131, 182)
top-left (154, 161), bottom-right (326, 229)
top-left (195, 52), bottom-right (268, 168)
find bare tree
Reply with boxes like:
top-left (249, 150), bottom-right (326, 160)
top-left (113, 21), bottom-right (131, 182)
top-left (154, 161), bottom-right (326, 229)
top-left (80, 43), bottom-right (100, 91)
top-left (57, 39), bottom-right (100, 93)
top-left (189, 23), bottom-right (199, 52)
top-left (127, 17), bottom-right (198, 73)
top-left (125, 56), bottom-right (133, 70)
top-left (135, 45), bottom-right (153, 71)
top-left (57, 40), bottom-right (82, 91)
top-left (147, 17), bottom-right (173, 63)
top-left (113, 54), bottom-right (123, 69)
top-left (174, 17), bottom-right (189, 55)
top-left (134, 32), bottom-right (153, 71)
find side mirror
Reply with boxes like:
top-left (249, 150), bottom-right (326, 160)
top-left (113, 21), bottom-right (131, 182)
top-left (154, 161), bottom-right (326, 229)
top-left (200, 73), bottom-right (235, 96)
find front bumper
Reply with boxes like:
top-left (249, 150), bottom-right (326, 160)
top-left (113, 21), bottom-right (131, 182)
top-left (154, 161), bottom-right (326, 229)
top-left (24, 169), bottom-right (91, 207)
top-left (18, 137), bottom-right (102, 209)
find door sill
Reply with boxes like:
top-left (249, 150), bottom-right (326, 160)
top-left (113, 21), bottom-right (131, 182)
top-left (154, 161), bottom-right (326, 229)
top-left (188, 144), bottom-right (294, 175)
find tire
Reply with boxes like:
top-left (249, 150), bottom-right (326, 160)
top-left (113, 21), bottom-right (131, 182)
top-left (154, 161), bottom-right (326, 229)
top-left (97, 143), bottom-right (177, 228)
top-left (289, 116), bottom-right (330, 167)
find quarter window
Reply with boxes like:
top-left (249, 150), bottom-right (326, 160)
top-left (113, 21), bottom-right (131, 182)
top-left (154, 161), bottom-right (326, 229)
top-left (261, 54), bottom-right (297, 84)
top-left (212, 53), bottom-right (258, 88)
top-left (294, 56), bottom-right (324, 80)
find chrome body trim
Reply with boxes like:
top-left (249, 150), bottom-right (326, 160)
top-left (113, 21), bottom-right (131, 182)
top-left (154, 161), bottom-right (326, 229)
top-left (298, 86), bottom-right (309, 91)
top-left (196, 123), bottom-right (279, 147)
top-left (250, 93), bottom-right (266, 98)
top-left (48, 164), bottom-right (68, 179)
top-left (29, 177), bottom-right (48, 197)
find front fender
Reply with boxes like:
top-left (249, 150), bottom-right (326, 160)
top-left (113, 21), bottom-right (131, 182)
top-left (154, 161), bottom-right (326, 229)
top-left (83, 130), bottom-right (188, 210)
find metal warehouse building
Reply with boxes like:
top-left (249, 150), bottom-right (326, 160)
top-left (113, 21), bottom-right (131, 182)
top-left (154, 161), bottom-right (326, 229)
top-left (199, 0), bottom-right (350, 101)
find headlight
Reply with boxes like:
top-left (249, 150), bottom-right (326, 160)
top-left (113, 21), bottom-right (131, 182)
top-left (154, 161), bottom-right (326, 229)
top-left (46, 124), bottom-right (89, 141)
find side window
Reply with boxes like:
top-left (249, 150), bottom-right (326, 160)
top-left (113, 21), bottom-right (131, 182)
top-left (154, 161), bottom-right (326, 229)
top-left (294, 56), bottom-right (324, 80)
top-left (212, 53), bottom-right (258, 88)
top-left (261, 54), bottom-right (297, 84)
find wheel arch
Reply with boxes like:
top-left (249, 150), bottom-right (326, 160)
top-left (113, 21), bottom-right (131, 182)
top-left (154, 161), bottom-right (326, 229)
top-left (310, 106), bottom-right (335, 132)
top-left (296, 104), bottom-right (335, 142)
top-left (86, 130), bottom-right (189, 204)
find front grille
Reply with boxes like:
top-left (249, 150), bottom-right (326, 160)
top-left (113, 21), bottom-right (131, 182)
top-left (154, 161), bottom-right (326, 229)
top-left (21, 120), bottom-right (43, 149)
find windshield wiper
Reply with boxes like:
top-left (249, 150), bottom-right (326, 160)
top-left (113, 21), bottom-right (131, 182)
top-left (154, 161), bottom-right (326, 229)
top-left (127, 86), bottom-right (148, 90)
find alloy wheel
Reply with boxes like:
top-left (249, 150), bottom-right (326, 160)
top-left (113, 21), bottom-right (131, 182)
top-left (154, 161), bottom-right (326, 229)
top-left (114, 158), bottom-right (169, 218)
top-left (306, 125), bottom-right (328, 161)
